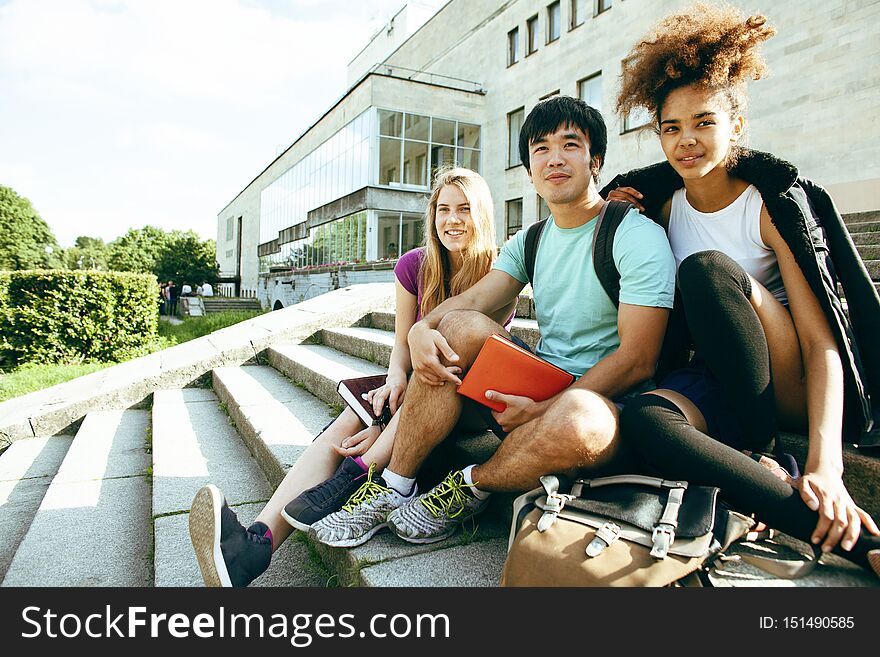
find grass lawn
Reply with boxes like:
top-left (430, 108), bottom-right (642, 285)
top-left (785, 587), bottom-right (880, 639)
top-left (0, 309), bottom-right (265, 402)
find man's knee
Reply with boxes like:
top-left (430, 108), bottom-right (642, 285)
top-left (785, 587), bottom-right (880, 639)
top-left (437, 310), bottom-right (499, 358)
top-left (545, 389), bottom-right (619, 459)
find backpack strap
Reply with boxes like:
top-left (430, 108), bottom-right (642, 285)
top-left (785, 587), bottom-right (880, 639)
top-left (524, 218), bottom-right (548, 287)
top-left (590, 200), bottom-right (633, 308)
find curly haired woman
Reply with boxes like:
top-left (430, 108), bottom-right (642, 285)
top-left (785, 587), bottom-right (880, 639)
top-left (604, 3), bottom-right (880, 576)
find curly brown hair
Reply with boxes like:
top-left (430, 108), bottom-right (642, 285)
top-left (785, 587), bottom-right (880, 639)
top-left (616, 3), bottom-right (776, 126)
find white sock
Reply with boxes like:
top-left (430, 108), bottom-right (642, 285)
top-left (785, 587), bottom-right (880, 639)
top-left (382, 469), bottom-right (417, 497)
top-left (461, 464), bottom-right (491, 500)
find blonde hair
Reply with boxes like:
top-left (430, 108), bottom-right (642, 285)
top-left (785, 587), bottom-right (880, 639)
top-left (419, 167), bottom-right (497, 317)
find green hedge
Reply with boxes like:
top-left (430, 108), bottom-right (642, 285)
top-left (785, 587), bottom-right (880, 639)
top-left (0, 270), bottom-right (159, 368)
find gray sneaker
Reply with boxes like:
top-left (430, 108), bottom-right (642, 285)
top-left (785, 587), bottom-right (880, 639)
top-left (308, 466), bottom-right (414, 548)
top-left (388, 470), bottom-right (489, 544)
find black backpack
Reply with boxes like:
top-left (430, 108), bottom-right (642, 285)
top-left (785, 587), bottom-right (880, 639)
top-left (523, 200), bottom-right (633, 307)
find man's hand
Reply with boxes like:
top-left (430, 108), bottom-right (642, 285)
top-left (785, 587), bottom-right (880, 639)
top-left (486, 390), bottom-right (541, 432)
top-left (408, 323), bottom-right (462, 386)
top-left (799, 467), bottom-right (880, 552)
top-left (607, 186), bottom-right (645, 212)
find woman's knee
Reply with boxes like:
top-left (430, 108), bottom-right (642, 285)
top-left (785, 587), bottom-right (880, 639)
top-left (678, 250), bottom-right (752, 299)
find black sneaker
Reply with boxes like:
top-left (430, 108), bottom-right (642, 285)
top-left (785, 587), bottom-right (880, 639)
top-left (281, 456), bottom-right (368, 531)
top-left (189, 484), bottom-right (272, 587)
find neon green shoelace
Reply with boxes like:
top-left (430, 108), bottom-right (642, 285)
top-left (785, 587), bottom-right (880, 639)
top-left (420, 472), bottom-right (479, 519)
top-left (341, 463), bottom-right (389, 513)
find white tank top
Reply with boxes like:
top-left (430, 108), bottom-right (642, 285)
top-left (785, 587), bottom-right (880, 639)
top-left (668, 185), bottom-right (788, 305)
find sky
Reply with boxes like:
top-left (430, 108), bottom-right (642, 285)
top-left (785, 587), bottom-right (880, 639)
top-left (0, 0), bottom-right (421, 248)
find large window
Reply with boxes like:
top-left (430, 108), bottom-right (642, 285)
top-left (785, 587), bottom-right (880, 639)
top-left (378, 211), bottom-right (423, 260)
top-left (596, 0), bottom-right (612, 15)
top-left (508, 108), bottom-right (524, 168)
top-left (571, 0), bottom-right (586, 28)
top-left (578, 73), bottom-right (602, 112)
top-left (507, 27), bottom-right (519, 66)
top-left (379, 110), bottom-right (480, 186)
top-left (527, 15), bottom-right (539, 55)
top-left (547, 2), bottom-right (561, 43)
top-left (506, 199), bottom-right (523, 237)
top-left (537, 196), bottom-right (551, 222)
top-left (623, 107), bottom-right (652, 132)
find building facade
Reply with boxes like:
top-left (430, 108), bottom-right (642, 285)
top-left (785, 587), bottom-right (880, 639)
top-left (217, 0), bottom-right (880, 309)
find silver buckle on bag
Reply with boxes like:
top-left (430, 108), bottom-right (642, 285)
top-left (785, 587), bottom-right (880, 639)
top-left (650, 524), bottom-right (676, 559)
top-left (586, 521), bottom-right (620, 557)
top-left (537, 492), bottom-right (571, 532)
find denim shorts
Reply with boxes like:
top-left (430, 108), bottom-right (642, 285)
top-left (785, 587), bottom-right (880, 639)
top-left (658, 355), bottom-right (744, 449)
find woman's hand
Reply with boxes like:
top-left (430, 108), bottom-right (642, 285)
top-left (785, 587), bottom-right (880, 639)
top-left (799, 467), bottom-right (880, 552)
top-left (365, 378), bottom-right (408, 416)
top-left (606, 186), bottom-right (645, 212)
top-left (331, 425), bottom-right (382, 458)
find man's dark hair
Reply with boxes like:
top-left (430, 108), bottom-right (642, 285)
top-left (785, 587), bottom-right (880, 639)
top-left (518, 95), bottom-right (607, 181)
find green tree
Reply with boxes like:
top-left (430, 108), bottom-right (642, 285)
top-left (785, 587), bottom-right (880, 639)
top-left (66, 236), bottom-right (110, 270)
top-left (155, 231), bottom-right (218, 286)
top-left (108, 226), bottom-right (169, 274)
top-left (0, 185), bottom-right (60, 270)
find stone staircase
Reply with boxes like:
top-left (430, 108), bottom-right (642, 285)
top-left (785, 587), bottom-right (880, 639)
top-left (1, 300), bottom-right (877, 587)
top-left (844, 210), bottom-right (880, 294)
top-left (202, 297), bottom-right (263, 313)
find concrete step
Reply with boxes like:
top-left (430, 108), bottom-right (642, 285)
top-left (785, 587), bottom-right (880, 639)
top-left (850, 232), bottom-right (880, 246)
top-left (151, 387), bottom-right (325, 587)
top-left (0, 435), bottom-right (74, 581)
top-left (321, 326), bottom-right (395, 368)
top-left (211, 366), bottom-right (336, 488)
top-left (865, 260), bottom-right (880, 279)
top-left (843, 211), bottom-right (880, 225)
top-left (368, 311), bottom-right (541, 350)
top-left (268, 343), bottom-right (386, 406)
top-left (2, 410), bottom-right (152, 586)
top-left (847, 220), bottom-right (880, 233)
top-left (857, 244), bottom-right (880, 261)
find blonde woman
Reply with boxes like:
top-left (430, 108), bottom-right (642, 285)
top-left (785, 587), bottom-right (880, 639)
top-left (188, 167), bottom-right (515, 586)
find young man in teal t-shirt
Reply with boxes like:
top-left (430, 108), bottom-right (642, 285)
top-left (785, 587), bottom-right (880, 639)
top-left (309, 96), bottom-right (676, 548)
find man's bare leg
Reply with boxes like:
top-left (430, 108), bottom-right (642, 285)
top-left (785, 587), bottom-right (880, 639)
top-left (388, 310), bottom-right (508, 477)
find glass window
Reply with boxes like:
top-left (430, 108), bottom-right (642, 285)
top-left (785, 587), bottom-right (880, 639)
top-left (578, 73), bottom-right (602, 112)
top-left (378, 109), bottom-right (403, 137)
top-left (623, 106), bottom-right (652, 132)
top-left (431, 144), bottom-right (456, 179)
top-left (596, 0), bottom-right (612, 14)
top-left (538, 196), bottom-right (551, 221)
top-left (432, 118), bottom-right (455, 145)
top-left (457, 122), bottom-right (480, 150)
top-left (527, 15), bottom-right (539, 54)
top-left (401, 213), bottom-right (424, 254)
top-left (226, 217), bottom-right (234, 241)
top-left (506, 199), bottom-right (523, 238)
top-left (405, 113), bottom-right (430, 141)
top-left (378, 212), bottom-right (401, 259)
top-left (379, 137), bottom-right (401, 185)
top-left (403, 140), bottom-right (429, 186)
top-left (547, 2), bottom-right (560, 43)
top-left (508, 108), bottom-right (524, 168)
top-left (507, 27), bottom-right (519, 66)
top-left (457, 148), bottom-right (480, 173)
top-left (571, 0), bottom-right (586, 28)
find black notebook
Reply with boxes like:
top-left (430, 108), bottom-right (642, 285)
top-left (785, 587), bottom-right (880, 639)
top-left (336, 374), bottom-right (388, 427)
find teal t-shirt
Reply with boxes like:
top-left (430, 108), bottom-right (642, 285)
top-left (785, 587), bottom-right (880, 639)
top-left (494, 208), bottom-right (675, 379)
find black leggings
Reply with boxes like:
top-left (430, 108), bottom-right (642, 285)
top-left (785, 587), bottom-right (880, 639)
top-left (620, 394), bottom-right (879, 571)
top-left (676, 250), bottom-right (777, 451)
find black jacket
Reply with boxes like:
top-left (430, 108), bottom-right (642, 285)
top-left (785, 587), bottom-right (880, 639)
top-left (600, 149), bottom-right (880, 447)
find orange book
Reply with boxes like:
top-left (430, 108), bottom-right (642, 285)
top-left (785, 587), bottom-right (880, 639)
top-left (457, 334), bottom-right (575, 412)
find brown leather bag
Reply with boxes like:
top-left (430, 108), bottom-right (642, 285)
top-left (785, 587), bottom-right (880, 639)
top-left (500, 474), bottom-right (748, 587)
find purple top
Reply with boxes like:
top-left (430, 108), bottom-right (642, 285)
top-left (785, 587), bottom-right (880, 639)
top-left (393, 247), bottom-right (514, 328)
